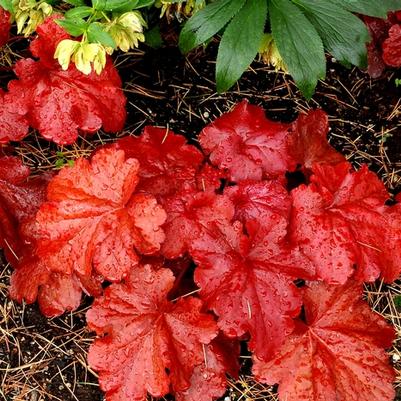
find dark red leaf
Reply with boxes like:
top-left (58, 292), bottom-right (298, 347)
top-left (190, 192), bottom-right (314, 360)
top-left (87, 263), bottom-right (218, 401)
top-left (0, 89), bottom-right (29, 143)
top-left (253, 281), bottom-right (395, 401)
top-left (0, 156), bottom-right (49, 263)
top-left (383, 24), bottom-right (401, 67)
top-left (176, 335), bottom-right (240, 401)
top-left (7, 17), bottom-right (126, 145)
top-left (0, 7), bottom-right (10, 47)
top-left (34, 147), bottom-right (166, 282)
top-left (287, 109), bottom-right (345, 171)
top-left (115, 127), bottom-right (204, 198)
top-left (199, 101), bottom-right (291, 181)
top-left (290, 162), bottom-right (401, 283)
top-left (161, 190), bottom-right (234, 259)
top-left (225, 180), bottom-right (291, 223)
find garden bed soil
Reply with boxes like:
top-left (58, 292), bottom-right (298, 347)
top-left (1, 39), bottom-right (401, 401)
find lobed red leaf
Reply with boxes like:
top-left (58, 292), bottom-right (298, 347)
top-left (87, 264), bottom-right (218, 401)
top-left (34, 147), bottom-right (166, 282)
top-left (199, 100), bottom-right (291, 181)
top-left (253, 281), bottom-right (396, 401)
top-left (290, 162), bottom-right (401, 284)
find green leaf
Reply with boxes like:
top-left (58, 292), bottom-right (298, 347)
top-left (145, 25), bottom-right (163, 49)
top-left (103, 0), bottom-right (138, 11)
top-left (330, 0), bottom-right (401, 18)
top-left (91, 0), bottom-right (107, 10)
top-left (0, 0), bottom-right (13, 12)
top-left (269, 0), bottom-right (325, 99)
top-left (135, 0), bottom-right (154, 7)
top-left (64, 6), bottom-right (93, 19)
top-left (56, 18), bottom-right (88, 36)
top-left (64, 0), bottom-right (86, 6)
top-left (294, 0), bottom-right (370, 68)
top-left (87, 22), bottom-right (116, 48)
top-left (215, 0), bottom-right (267, 92)
top-left (179, 0), bottom-right (246, 54)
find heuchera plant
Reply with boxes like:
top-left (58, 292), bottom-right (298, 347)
top-left (0, 17), bottom-right (126, 145)
top-left (364, 10), bottom-right (401, 77)
top-left (1, 100), bottom-right (400, 401)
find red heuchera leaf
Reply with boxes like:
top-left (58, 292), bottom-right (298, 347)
top-left (287, 109), bottom-right (345, 171)
top-left (290, 162), bottom-right (401, 284)
top-left (253, 281), bottom-right (395, 401)
top-left (0, 156), bottom-right (49, 263)
top-left (10, 257), bottom-right (103, 317)
top-left (115, 127), bottom-right (204, 198)
top-left (225, 180), bottom-right (291, 223)
top-left (190, 189), bottom-right (314, 360)
top-left (176, 335), bottom-right (240, 401)
top-left (363, 16), bottom-right (391, 77)
top-left (6, 17), bottom-right (126, 145)
top-left (161, 190), bottom-right (234, 259)
top-left (86, 264), bottom-right (218, 401)
top-left (0, 89), bottom-right (29, 143)
top-left (199, 100), bottom-right (291, 181)
top-left (0, 7), bottom-right (10, 47)
top-left (383, 24), bottom-right (401, 67)
top-left (34, 147), bottom-right (166, 282)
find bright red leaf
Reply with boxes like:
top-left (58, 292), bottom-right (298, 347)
top-left (199, 100), bottom-right (291, 181)
top-left (190, 191), bottom-right (314, 361)
top-left (0, 7), bottom-right (10, 47)
top-left (383, 24), bottom-right (401, 67)
top-left (290, 162), bottom-right (401, 284)
top-left (34, 147), bottom-right (166, 282)
top-left (287, 109), bottom-right (345, 171)
top-left (115, 127), bottom-right (204, 198)
top-left (176, 335), bottom-right (240, 401)
top-left (10, 255), bottom-right (103, 317)
top-left (87, 263), bottom-right (218, 401)
top-left (253, 281), bottom-right (395, 401)
top-left (6, 17), bottom-right (126, 145)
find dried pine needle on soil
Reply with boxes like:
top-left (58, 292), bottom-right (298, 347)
top-left (1, 43), bottom-right (401, 400)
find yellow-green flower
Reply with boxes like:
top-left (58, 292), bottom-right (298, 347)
top-left (105, 11), bottom-right (146, 52)
top-left (15, 0), bottom-right (52, 36)
top-left (258, 33), bottom-right (288, 73)
top-left (54, 39), bottom-right (107, 75)
top-left (156, 0), bottom-right (205, 20)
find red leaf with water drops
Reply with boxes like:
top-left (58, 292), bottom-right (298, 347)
top-left (161, 190), bottom-right (234, 259)
top-left (87, 263), bottom-right (218, 401)
top-left (199, 100), bottom-right (291, 182)
top-left (0, 89), bottom-right (29, 143)
top-left (290, 162), bottom-right (401, 284)
top-left (34, 147), bottom-right (166, 282)
top-left (115, 127), bottom-right (204, 198)
top-left (10, 255), bottom-right (103, 317)
top-left (0, 7), bottom-right (10, 47)
top-left (253, 281), bottom-right (395, 401)
top-left (383, 24), bottom-right (401, 67)
top-left (225, 180), bottom-right (291, 223)
top-left (287, 109), bottom-right (345, 171)
top-left (7, 17), bottom-right (126, 145)
top-left (176, 335), bottom-right (240, 401)
top-left (190, 193), bottom-right (314, 361)
top-left (0, 156), bottom-right (49, 264)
